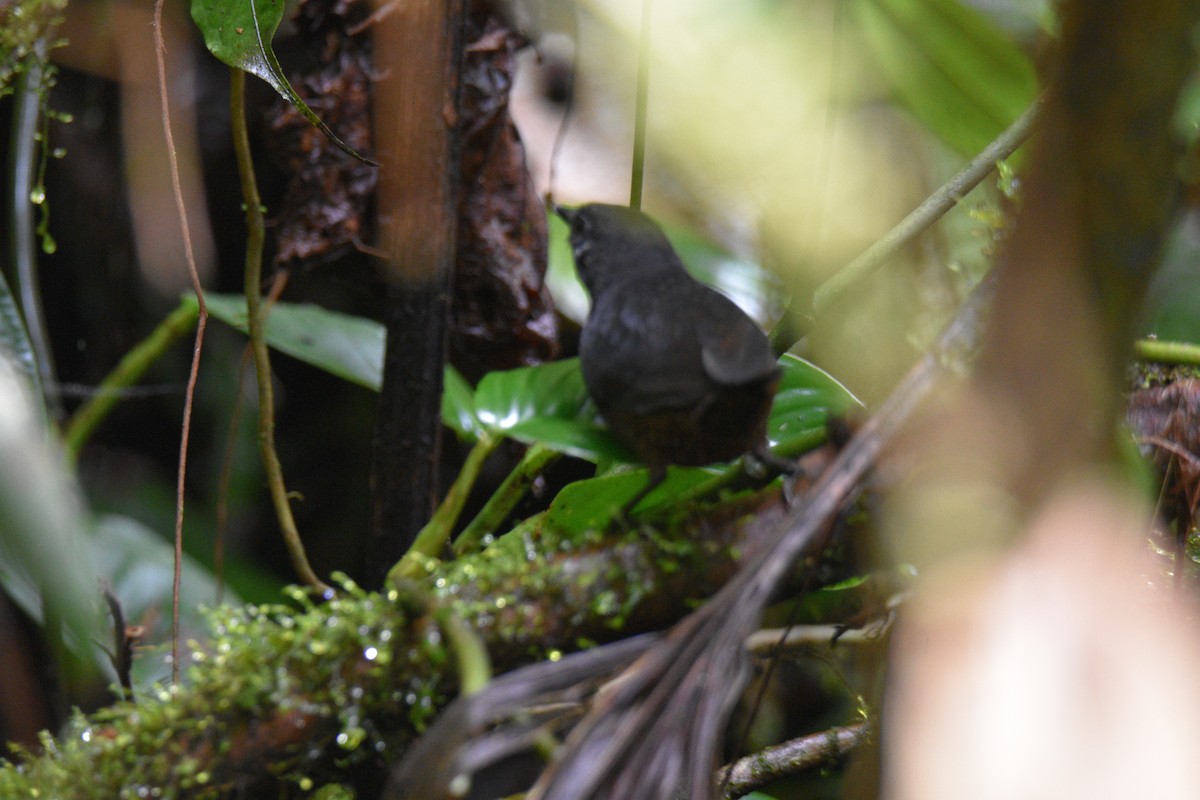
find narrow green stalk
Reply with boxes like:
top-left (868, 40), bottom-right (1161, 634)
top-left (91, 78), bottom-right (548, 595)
top-left (807, 98), bottom-right (1042, 319)
top-left (230, 68), bottom-right (331, 596)
top-left (388, 433), bottom-right (502, 585)
top-left (61, 301), bottom-right (198, 461)
top-left (8, 43), bottom-right (57, 416)
top-left (454, 443), bottom-right (561, 557)
top-left (1135, 338), bottom-right (1200, 366)
top-left (436, 607), bottom-right (492, 696)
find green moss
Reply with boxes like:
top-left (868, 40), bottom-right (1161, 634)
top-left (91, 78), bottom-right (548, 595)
top-left (0, 0), bottom-right (64, 93)
top-left (0, 489), bottom-right (771, 796)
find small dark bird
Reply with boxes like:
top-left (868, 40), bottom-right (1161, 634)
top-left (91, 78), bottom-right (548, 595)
top-left (556, 202), bottom-right (783, 512)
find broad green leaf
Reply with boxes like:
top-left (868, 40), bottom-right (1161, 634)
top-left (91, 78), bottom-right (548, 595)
top-left (475, 358), bottom-right (589, 430)
top-left (853, 0), bottom-right (1038, 156)
top-left (442, 364), bottom-right (481, 439)
top-left (196, 293), bottom-right (384, 390)
top-left (93, 514), bottom-right (243, 691)
top-left (190, 0), bottom-right (376, 165)
top-left (504, 416), bottom-right (630, 462)
top-left (546, 214), bottom-right (589, 324)
top-left (666, 226), bottom-right (786, 327)
top-left (768, 354), bottom-right (862, 456)
top-left (474, 358), bottom-right (632, 460)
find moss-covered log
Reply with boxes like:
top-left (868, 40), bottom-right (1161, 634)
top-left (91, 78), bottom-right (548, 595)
top-left (0, 491), bottom-right (791, 798)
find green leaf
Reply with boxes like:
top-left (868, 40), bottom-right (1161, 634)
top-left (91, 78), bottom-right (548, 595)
top-left (474, 358), bottom-right (589, 432)
top-left (190, 0), bottom-right (377, 165)
top-left (196, 293), bottom-right (384, 390)
top-left (546, 213), bottom-right (590, 324)
top-left (768, 354), bottom-right (862, 456)
top-left (442, 364), bottom-right (482, 439)
top-left (665, 226), bottom-right (786, 327)
top-left (853, 0), bottom-right (1038, 156)
top-left (471, 358), bottom-right (631, 461)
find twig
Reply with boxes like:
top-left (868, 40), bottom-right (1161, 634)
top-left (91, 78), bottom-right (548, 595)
top-left (153, 0), bottom-right (209, 685)
top-left (745, 621), bottom-right (893, 654)
top-left (61, 301), bottom-right (198, 462)
top-left (1135, 338), bottom-right (1200, 366)
top-left (715, 723), bottom-right (870, 799)
top-left (629, 0), bottom-right (652, 209)
top-left (213, 270), bottom-right (289, 603)
top-left (808, 98), bottom-right (1040, 319)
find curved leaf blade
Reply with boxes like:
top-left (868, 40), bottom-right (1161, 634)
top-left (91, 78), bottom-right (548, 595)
top-left (443, 364), bottom-right (483, 440)
top-left (853, 0), bottom-right (1038, 156)
top-left (0, 266), bottom-right (43, 419)
top-left (190, 0), bottom-right (377, 165)
top-left (768, 354), bottom-right (863, 456)
top-left (473, 358), bottom-right (635, 461)
top-left (474, 358), bottom-right (589, 431)
top-left (546, 467), bottom-right (716, 533)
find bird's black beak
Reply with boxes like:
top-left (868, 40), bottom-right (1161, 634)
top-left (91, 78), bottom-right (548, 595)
top-left (552, 203), bottom-right (576, 224)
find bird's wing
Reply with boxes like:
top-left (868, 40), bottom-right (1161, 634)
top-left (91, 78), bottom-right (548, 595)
top-left (581, 288), bottom-right (712, 416)
top-left (695, 287), bottom-right (780, 386)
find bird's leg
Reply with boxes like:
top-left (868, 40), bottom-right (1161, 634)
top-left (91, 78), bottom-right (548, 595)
top-left (747, 442), bottom-right (799, 479)
top-left (747, 442), bottom-right (804, 506)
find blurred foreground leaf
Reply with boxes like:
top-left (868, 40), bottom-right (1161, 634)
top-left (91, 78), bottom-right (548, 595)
top-left (853, 0), bottom-right (1038, 156)
top-left (0, 352), bottom-right (104, 674)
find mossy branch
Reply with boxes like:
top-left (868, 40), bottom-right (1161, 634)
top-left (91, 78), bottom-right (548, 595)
top-left (0, 491), bottom-right (788, 798)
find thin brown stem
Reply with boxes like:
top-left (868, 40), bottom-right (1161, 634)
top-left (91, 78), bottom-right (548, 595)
top-left (213, 270), bottom-right (289, 603)
top-left (154, 0), bottom-right (209, 685)
top-left (629, 0), bottom-right (653, 209)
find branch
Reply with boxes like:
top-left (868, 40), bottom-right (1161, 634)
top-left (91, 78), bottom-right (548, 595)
top-left (716, 723), bottom-right (870, 800)
top-left (0, 490), bottom-right (789, 797)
